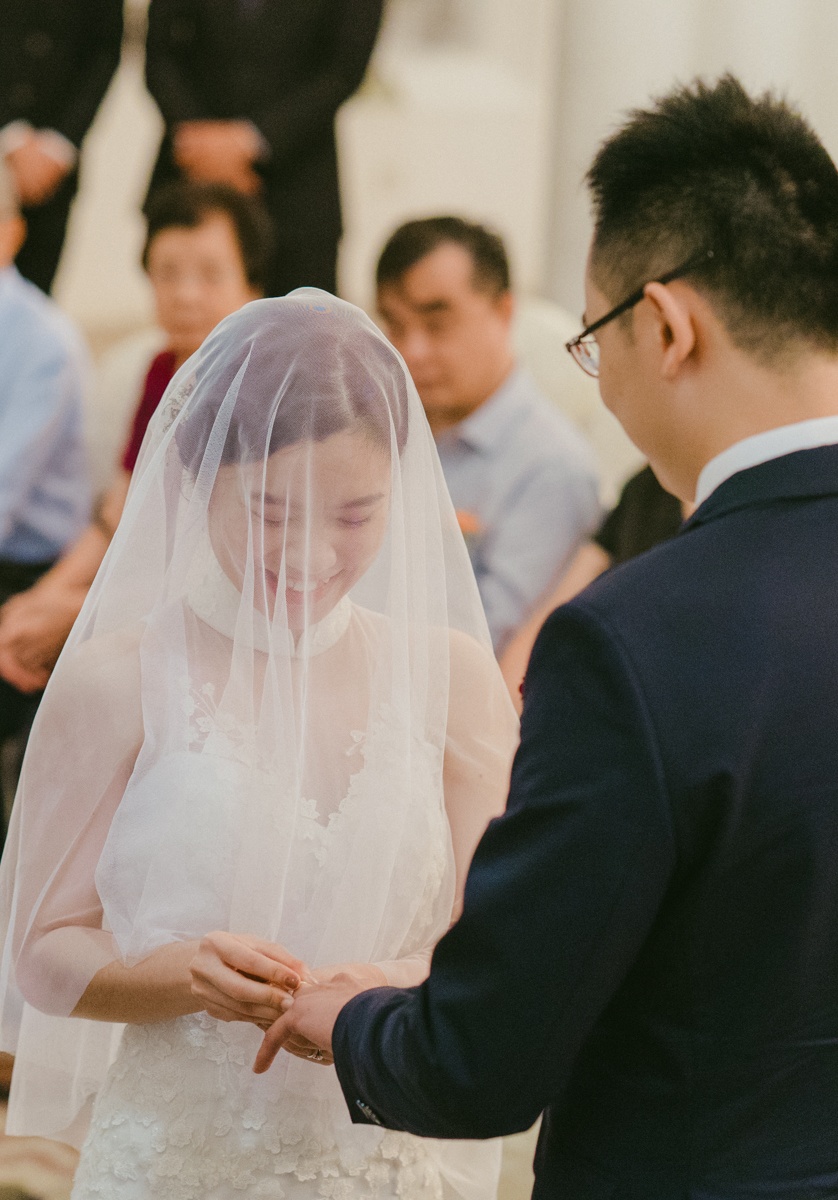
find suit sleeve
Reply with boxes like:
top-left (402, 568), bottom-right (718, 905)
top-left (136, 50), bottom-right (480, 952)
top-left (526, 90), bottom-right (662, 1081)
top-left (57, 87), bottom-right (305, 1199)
top-left (53, 0), bottom-right (123, 147)
top-left (250, 0), bottom-right (384, 165)
top-left (332, 602), bottom-right (677, 1138)
top-left (145, 0), bottom-right (205, 125)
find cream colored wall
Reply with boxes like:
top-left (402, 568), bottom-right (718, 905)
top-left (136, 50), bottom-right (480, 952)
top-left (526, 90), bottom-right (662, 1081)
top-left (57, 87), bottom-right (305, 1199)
top-left (546, 0), bottom-right (838, 313)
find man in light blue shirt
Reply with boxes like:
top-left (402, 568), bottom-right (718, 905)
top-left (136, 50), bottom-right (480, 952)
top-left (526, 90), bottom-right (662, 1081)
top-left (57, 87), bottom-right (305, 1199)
top-left (0, 162), bottom-right (90, 757)
top-left (377, 217), bottom-right (600, 654)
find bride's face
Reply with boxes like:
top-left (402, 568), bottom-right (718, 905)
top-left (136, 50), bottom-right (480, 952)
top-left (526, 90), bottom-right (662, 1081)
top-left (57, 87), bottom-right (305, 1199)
top-left (209, 426), bottom-right (392, 632)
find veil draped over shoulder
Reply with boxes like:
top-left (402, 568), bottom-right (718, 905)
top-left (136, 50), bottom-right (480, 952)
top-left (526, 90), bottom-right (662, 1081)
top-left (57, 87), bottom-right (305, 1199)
top-left (0, 292), bottom-right (517, 1193)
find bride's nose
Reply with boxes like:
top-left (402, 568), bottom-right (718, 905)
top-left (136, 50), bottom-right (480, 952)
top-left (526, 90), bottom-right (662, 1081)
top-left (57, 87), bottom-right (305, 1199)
top-left (284, 525), bottom-right (338, 579)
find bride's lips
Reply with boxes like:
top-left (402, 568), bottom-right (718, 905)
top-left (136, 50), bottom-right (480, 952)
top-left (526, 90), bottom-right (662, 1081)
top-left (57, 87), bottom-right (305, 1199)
top-left (264, 569), bottom-right (340, 608)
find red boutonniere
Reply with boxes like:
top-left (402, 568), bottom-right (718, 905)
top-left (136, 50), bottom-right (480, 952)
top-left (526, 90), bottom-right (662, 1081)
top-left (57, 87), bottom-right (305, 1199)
top-left (456, 510), bottom-right (484, 554)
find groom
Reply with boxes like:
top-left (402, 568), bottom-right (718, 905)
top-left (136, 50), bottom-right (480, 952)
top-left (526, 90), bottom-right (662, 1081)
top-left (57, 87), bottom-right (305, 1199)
top-left (213, 76), bottom-right (838, 1195)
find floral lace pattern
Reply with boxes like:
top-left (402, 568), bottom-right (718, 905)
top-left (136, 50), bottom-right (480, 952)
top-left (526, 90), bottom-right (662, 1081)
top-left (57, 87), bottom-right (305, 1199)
top-left (71, 1014), bottom-right (444, 1199)
top-left (84, 598), bottom-right (455, 1197)
top-left (80, 696), bottom-right (451, 1195)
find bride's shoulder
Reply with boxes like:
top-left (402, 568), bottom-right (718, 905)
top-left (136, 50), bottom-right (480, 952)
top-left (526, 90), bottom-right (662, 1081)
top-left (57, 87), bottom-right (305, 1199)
top-left (350, 605), bottom-right (497, 681)
top-left (447, 626), bottom-right (499, 682)
top-left (50, 624), bottom-right (143, 719)
top-left (445, 629), bottom-right (518, 763)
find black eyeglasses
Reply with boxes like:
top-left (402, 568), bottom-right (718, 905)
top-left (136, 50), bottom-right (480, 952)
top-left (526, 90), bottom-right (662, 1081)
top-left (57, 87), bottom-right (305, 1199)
top-left (565, 249), bottom-right (715, 378)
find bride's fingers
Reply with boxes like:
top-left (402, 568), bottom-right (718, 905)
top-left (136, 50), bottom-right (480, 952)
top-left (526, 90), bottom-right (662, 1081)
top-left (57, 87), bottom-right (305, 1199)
top-left (194, 932), bottom-right (304, 993)
top-left (192, 942), bottom-right (300, 1005)
top-left (203, 996), bottom-right (289, 1029)
top-left (193, 977), bottom-right (293, 1023)
top-left (237, 936), bottom-right (309, 981)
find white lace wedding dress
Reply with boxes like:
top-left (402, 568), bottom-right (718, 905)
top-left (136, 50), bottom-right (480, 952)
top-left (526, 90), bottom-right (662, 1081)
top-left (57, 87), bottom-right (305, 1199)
top-left (69, 656), bottom-right (457, 1197)
top-left (70, 753), bottom-right (450, 1199)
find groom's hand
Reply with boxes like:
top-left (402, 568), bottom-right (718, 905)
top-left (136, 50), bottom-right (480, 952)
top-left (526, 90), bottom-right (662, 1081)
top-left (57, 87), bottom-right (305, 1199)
top-left (253, 966), bottom-right (384, 1073)
top-left (190, 931), bottom-right (309, 1028)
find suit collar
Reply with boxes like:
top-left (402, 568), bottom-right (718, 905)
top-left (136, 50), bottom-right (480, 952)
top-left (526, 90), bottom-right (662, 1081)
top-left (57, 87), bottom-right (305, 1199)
top-left (683, 443), bottom-right (838, 532)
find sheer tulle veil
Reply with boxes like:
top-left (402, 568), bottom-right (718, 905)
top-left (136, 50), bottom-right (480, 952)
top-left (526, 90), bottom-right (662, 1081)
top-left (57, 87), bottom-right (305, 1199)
top-left (0, 291), bottom-right (517, 1192)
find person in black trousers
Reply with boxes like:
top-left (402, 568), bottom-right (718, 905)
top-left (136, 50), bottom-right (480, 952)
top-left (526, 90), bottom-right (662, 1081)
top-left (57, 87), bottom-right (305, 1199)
top-left (207, 76), bottom-right (838, 1199)
top-left (0, 0), bottom-right (123, 293)
top-left (145, 0), bottom-right (383, 297)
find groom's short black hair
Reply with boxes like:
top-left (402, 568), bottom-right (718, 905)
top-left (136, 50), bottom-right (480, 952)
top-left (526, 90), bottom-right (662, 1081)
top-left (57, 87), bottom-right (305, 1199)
top-left (587, 74), bottom-right (838, 362)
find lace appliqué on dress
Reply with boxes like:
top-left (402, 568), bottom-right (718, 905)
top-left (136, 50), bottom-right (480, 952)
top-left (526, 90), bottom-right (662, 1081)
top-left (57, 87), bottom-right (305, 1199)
top-left (71, 1015), bottom-right (443, 1200)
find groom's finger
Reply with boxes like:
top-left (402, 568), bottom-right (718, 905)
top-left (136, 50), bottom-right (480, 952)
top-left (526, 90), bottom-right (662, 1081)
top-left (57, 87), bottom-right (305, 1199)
top-left (252, 1012), bottom-right (296, 1073)
top-left (283, 1036), bottom-right (334, 1065)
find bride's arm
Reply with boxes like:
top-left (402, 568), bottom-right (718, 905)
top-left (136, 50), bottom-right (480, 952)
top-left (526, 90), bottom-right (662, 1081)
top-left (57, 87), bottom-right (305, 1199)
top-left (74, 932), bottom-right (304, 1025)
top-left (70, 939), bottom-right (201, 1022)
top-left (11, 630), bottom-right (146, 1018)
top-left (442, 630), bottom-right (518, 923)
top-left (370, 633), bottom-right (519, 990)
top-left (10, 632), bottom-right (303, 1027)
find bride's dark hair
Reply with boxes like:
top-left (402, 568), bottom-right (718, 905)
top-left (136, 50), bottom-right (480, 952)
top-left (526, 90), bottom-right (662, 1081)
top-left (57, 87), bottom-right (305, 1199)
top-left (175, 296), bottom-right (409, 475)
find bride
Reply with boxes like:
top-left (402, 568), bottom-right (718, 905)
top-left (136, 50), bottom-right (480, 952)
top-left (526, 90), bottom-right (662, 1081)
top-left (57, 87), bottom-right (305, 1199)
top-left (0, 292), bottom-right (518, 1199)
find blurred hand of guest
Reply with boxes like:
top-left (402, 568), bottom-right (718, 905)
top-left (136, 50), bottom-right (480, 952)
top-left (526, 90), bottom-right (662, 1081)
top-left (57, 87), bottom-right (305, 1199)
top-left (5, 132), bottom-right (70, 206)
top-left (0, 584), bottom-right (86, 692)
top-left (173, 121), bottom-right (264, 195)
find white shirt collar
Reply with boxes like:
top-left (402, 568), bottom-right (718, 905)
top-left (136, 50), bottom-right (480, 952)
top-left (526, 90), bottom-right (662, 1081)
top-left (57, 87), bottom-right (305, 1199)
top-left (694, 416), bottom-right (838, 507)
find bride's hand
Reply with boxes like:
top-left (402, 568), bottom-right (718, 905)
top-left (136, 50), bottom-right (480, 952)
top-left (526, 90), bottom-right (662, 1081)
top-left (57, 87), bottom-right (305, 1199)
top-left (190, 931), bottom-right (310, 1027)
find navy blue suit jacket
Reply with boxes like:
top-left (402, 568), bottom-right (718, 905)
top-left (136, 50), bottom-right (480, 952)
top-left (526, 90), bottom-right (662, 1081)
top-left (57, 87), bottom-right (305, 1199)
top-left (333, 446), bottom-right (838, 1199)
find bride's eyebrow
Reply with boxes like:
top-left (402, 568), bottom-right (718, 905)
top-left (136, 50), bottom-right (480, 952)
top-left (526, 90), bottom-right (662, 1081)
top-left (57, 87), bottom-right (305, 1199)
top-left (251, 492), bottom-right (385, 508)
top-left (340, 493), bottom-right (386, 509)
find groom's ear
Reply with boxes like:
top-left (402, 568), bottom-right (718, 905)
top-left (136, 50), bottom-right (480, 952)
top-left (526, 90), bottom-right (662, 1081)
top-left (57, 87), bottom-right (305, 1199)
top-left (642, 282), bottom-right (697, 379)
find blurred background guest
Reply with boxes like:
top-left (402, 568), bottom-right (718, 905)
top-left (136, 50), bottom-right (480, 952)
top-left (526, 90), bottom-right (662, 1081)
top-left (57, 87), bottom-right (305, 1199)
top-left (0, 162), bottom-right (90, 830)
top-left (144, 0), bottom-right (384, 297)
top-left (376, 216), bottom-right (600, 654)
top-left (0, 0), bottom-right (123, 294)
top-left (0, 180), bottom-right (270, 701)
top-left (500, 466), bottom-right (687, 703)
